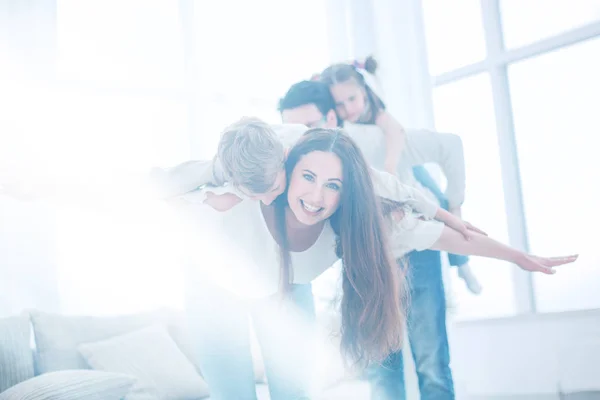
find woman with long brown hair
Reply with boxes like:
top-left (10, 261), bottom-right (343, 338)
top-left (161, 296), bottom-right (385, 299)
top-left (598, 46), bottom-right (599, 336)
top-left (271, 128), bottom-right (406, 366)
top-left (183, 127), bottom-right (409, 400)
top-left (182, 127), bottom-right (576, 400)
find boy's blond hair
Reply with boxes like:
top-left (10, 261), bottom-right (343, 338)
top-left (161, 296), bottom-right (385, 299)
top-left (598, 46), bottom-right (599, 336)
top-left (217, 117), bottom-right (285, 194)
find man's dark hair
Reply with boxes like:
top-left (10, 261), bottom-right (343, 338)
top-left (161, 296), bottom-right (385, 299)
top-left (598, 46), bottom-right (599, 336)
top-left (278, 80), bottom-right (342, 126)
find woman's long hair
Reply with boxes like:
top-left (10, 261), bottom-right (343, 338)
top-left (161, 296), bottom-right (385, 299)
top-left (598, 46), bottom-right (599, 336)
top-left (273, 128), bottom-right (407, 366)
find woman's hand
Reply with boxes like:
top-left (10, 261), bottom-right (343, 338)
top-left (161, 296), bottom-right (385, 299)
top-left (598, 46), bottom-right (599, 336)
top-left (513, 253), bottom-right (579, 275)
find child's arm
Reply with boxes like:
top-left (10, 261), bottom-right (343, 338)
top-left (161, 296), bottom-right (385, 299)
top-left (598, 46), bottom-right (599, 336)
top-left (169, 185), bottom-right (243, 212)
top-left (375, 110), bottom-right (407, 175)
top-left (149, 157), bottom-right (229, 199)
top-left (0, 158), bottom-right (234, 207)
top-left (153, 124), bottom-right (305, 199)
top-left (434, 208), bottom-right (486, 239)
top-left (371, 168), bottom-right (484, 240)
top-left (370, 167), bottom-right (438, 219)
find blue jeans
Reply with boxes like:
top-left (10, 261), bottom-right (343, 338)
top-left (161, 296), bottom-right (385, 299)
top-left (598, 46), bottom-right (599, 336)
top-left (185, 280), bottom-right (315, 400)
top-left (412, 165), bottom-right (469, 267)
top-left (368, 250), bottom-right (455, 400)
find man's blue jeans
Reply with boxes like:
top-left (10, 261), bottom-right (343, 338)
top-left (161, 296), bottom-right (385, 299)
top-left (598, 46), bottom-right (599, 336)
top-left (368, 249), bottom-right (455, 400)
top-left (185, 280), bottom-right (315, 400)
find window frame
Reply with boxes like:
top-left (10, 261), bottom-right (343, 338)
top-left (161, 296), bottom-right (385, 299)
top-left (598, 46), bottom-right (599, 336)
top-left (421, 0), bottom-right (600, 315)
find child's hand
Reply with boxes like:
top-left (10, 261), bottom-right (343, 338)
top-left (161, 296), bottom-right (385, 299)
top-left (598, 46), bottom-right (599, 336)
top-left (204, 191), bottom-right (243, 212)
top-left (435, 208), bottom-right (487, 240)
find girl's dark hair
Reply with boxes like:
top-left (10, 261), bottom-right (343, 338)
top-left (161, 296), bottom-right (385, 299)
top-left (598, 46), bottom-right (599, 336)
top-left (363, 56), bottom-right (378, 74)
top-left (274, 128), bottom-right (407, 367)
top-left (355, 55), bottom-right (378, 75)
top-left (319, 56), bottom-right (385, 125)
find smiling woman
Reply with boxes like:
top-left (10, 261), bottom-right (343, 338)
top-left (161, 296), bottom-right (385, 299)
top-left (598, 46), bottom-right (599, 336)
top-left (286, 150), bottom-right (343, 225)
top-left (273, 129), bottom-right (405, 367)
top-left (181, 127), bottom-right (406, 399)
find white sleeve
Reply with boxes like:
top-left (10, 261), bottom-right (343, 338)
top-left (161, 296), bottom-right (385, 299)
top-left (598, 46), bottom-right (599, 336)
top-left (370, 168), bottom-right (439, 219)
top-left (402, 129), bottom-right (466, 209)
top-left (149, 158), bottom-right (228, 199)
top-left (174, 184), bottom-right (247, 205)
top-left (387, 207), bottom-right (445, 258)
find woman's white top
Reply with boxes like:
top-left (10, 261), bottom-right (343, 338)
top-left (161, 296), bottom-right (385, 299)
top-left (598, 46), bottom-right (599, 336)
top-left (178, 189), bottom-right (443, 299)
top-left (179, 199), bottom-right (338, 298)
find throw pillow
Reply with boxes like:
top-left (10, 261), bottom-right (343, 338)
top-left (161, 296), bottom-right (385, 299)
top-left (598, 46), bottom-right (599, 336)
top-left (78, 325), bottom-right (209, 400)
top-left (0, 370), bottom-right (135, 400)
top-left (28, 309), bottom-right (194, 375)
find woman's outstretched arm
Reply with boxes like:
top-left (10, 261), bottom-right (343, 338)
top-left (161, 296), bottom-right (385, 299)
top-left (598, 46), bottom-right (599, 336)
top-left (430, 225), bottom-right (578, 274)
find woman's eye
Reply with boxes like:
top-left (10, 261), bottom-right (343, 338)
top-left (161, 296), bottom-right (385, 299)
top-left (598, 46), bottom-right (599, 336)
top-left (326, 182), bottom-right (341, 191)
top-left (303, 174), bottom-right (315, 182)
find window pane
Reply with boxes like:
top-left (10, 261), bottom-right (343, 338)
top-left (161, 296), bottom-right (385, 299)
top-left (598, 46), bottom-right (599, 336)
top-left (433, 74), bottom-right (517, 320)
top-left (56, 0), bottom-right (185, 88)
top-left (5, 88), bottom-right (189, 180)
top-left (508, 38), bottom-right (600, 312)
top-left (192, 0), bottom-right (330, 156)
top-left (500, 0), bottom-right (600, 49)
top-left (194, 0), bottom-right (330, 100)
top-left (422, 0), bottom-right (486, 75)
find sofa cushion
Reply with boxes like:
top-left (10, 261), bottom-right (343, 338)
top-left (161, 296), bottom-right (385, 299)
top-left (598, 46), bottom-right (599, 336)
top-left (0, 313), bottom-right (35, 393)
top-left (78, 324), bottom-right (209, 400)
top-left (0, 370), bottom-right (135, 400)
top-left (28, 309), bottom-right (195, 375)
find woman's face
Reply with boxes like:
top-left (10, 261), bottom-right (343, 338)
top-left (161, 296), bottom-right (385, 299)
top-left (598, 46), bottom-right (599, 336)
top-left (330, 79), bottom-right (367, 123)
top-left (287, 150), bottom-right (343, 226)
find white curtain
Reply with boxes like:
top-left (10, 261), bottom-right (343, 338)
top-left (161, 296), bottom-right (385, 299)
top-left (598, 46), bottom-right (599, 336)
top-left (0, 0), bottom-right (61, 317)
top-left (1, 0), bottom-right (333, 317)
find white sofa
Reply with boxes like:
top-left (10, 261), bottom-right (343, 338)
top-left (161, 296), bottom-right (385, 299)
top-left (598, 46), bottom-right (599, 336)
top-left (0, 309), bottom-right (369, 400)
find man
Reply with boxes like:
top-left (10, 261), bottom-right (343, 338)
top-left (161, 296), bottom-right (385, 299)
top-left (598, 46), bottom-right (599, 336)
top-left (277, 80), bottom-right (459, 400)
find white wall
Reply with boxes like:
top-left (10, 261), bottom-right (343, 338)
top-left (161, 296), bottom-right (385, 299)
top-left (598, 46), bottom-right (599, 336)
top-left (449, 310), bottom-right (600, 397)
top-left (0, 196), bottom-right (60, 316)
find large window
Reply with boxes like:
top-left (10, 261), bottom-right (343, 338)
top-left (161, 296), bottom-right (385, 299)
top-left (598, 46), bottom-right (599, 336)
top-left (433, 74), bottom-right (517, 319)
top-left (509, 37), bottom-right (600, 313)
top-left (500, 0), bottom-right (600, 49)
top-left (57, 0), bottom-right (186, 89)
top-left (193, 0), bottom-right (330, 156)
top-left (422, 0), bottom-right (600, 317)
top-left (421, 0), bottom-right (486, 76)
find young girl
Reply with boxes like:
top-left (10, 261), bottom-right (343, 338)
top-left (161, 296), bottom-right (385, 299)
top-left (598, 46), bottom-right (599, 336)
top-left (319, 57), bottom-right (483, 294)
top-left (319, 57), bottom-right (404, 176)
